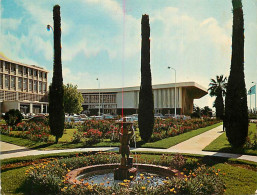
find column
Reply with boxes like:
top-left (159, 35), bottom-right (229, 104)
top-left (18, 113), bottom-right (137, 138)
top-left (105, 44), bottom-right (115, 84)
top-left (29, 103), bottom-right (33, 113)
top-left (41, 104), bottom-right (44, 113)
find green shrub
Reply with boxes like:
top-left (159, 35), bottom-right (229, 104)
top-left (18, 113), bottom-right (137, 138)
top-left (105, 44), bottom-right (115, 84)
top-left (3, 109), bottom-right (23, 127)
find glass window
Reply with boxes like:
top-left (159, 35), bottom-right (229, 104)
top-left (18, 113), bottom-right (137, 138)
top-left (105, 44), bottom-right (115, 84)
top-left (34, 70), bottom-right (38, 77)
top-left (18, 66), bottom-right (23, 74)
top-left (39, 81), bottom-right (42, 92)
top-left (5, 75), bottom-right (9, 88)
top-left (11, 64), bottom-right (16, 72)
top-left (18, 78), bottom-right (22, 90)
top-left (24, 67), bottom-right (28, 75)
top-left (5, 63), bottom-right (10, 72)
top-left (0, 61), bottom-right (2, 72)
top-left (44, 72), bottom-right (47, 79)
top-left (29, 68), bottom-right (33, 76)
top-left (34, 81), bottom-right (38, 92)
top-left (39, 71), bottom-right (42, 78)
top-left (23, 78), bottom-right (27, 90)
top-left (43, 83), bottom-right (46, 92)
top-left (11, 76), bottom-right (15, 88)
top-left (0, 74), bottom-right (2, 88)
top-left (29, 80), bottom-right (33, 91)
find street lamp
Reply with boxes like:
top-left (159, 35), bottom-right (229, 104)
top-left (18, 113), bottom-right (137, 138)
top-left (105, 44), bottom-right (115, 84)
top-left (252, 81), bottom-right (257, 114)
top-left (46, 24), bottom-right (54, 32)
top-left (168, 66), bottom-right (176, 117)
top-left (97, 78), bottom-right (100, 116)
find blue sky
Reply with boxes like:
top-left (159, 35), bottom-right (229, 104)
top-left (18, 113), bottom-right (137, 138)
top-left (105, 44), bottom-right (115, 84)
top-left (0, 0), bottom-right (256, 109)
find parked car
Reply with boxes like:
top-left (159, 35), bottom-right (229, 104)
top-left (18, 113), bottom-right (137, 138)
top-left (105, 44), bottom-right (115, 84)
top-left (89, 116), bottom-right (103, 120)
top-left (154, 113), bottom-right (164, 119)
top-left (118, 116), bottom-right (134, 123)
top-left (102, 114), bottom-right (114, 120)
top-left (164, 114), bottom-right (174, 119)
top-left (28, 115), bottom-right (46, 123)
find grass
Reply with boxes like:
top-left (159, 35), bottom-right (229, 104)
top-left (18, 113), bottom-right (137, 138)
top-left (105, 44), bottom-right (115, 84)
top-left (203, 123), bottom-right (257, 156)
top-left (215, 163), bottom-right (257, 195)
top-left (140, 122), bottom-right (222, 148)
top-left (1, 123), bottom-right (222, 150)
top-left (1, 153), bottom-right (257, 194)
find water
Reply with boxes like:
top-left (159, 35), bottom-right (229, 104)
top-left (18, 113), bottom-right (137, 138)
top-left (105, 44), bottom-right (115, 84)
top-left (76, 169), bottom-right (166, 187)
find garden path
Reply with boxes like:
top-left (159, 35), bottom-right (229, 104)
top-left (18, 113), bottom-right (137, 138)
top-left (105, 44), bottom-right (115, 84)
top-left (167, 125), bottom-right (224, 151)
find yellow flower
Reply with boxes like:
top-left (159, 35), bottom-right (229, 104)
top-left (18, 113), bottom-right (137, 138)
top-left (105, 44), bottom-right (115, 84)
top-left (140, 174), bottom-right (144, 176)
top-left (181, 172), bottom-right (184, 175)
top-left (215, 173), bottom-right (219, 176)
top-left (130, 176), bottom-right (134, 179)
top-left (64, 186), bottom-right (68, 189)
top-left (141, 186), bottom-right (146, 190)
top-left (184, 178), bottom-right (187, 182)
top-left (200, 184), bottom-right (203, 187)
top-left (170, 188), bottom-right (175, 192)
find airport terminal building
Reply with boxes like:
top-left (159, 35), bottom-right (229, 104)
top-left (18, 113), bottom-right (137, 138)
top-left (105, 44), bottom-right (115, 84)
top-left (78, 82), bottom-right (207, 115)
top-left (0, 54), bottom-right (49, 114)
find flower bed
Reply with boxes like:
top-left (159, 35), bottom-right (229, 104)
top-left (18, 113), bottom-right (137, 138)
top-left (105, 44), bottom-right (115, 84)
top-left (150, 118), bottom-right (219, 142)
top-left (0, 122), bottom-right (50, 142)
top-left (25, 152), bottom-right (225, 194)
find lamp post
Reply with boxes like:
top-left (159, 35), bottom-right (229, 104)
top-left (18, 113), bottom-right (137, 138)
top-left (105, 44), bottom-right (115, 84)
top-left (168, 66), bottom-right (176, 117)
top-left (47, 24), bottom-right (54, 32)
top-left (252, 81), bottom-right (257, 114)
top-left (97, 78), bottom-right (100, 116)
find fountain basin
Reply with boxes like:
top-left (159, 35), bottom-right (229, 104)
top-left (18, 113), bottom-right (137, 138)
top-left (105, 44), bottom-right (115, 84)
top-left (66, 163), bottom-right (181, 185)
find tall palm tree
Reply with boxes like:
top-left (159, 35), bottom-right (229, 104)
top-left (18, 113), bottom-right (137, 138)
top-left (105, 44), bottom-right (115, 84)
top-left (208, 75), bottom-right (227, 119)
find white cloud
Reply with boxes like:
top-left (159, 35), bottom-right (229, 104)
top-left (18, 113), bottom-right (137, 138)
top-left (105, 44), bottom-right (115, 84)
top-left (1, 18), bottom-right (22, 31)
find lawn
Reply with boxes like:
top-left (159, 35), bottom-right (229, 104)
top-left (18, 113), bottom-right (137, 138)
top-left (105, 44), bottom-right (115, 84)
top-left (1, 123), bottom-right (222, 150)
top-left (140, 122), bottom-right (222, 148)
top-left (203, 123), bottom-right (257, 156)
top-left (1, 152), bottom-right (256, 194)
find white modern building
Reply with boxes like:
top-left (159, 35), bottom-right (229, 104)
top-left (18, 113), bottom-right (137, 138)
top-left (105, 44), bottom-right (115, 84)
top-left (78, 82), bottom-right (207, 115)
top-left (0, 53), bottom-right (49, 114)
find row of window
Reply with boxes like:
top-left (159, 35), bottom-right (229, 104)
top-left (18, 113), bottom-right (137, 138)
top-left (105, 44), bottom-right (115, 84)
top-left (0, 61), bottom-right (47, 79)
top-left (82, 94), bottom-right (116, 103)
top-left (0, 75), bottom-right (47, 93)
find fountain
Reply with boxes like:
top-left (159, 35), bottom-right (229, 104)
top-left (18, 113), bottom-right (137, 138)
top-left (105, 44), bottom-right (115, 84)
top-left (114, 119), bottom-right (137, 180)
top-left (66, 118), bottom-right (181, 186)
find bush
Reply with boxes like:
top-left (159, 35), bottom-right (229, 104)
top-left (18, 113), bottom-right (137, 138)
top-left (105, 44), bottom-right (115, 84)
top-left (3, 109), bottom-right (23, 127)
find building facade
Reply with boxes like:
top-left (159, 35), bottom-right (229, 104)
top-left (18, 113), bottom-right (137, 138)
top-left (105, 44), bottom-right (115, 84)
top-left (0, 54), bottom-right (49, 114)
top-left (78, 82), bottom-right (207, 115)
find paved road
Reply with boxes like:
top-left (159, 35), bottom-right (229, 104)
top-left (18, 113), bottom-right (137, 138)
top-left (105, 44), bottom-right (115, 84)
top-left (1, 124), bottom-right (257, 163)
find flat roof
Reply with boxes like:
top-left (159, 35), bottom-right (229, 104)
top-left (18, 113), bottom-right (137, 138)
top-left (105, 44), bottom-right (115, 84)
top-left (78, 82), bottom-right (208, 99)
top-left (0, 52), bottom-right (49, 73)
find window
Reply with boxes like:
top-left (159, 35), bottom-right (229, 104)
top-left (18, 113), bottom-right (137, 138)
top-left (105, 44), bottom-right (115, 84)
top-left (34, 81), bottom-right (38, 92)
top-left (29, 68), bottom-right (33, 76)
top-left (43, 83), bottom-right (46, 92)
top-left (39, 71), bottom-right (42, 78)
top-left (11, 64), bottom-right (16, 72)
top-left (34, 70), bottom-right (38, 77)
top-left (18, 66), bottom-right (23, 74)
top-left (24, 67), bottom-right (28, 75)
top-left (11, 76), bottom-right (15, 89)
top-left (39, 81), bottom-right (42, 92)
top-left (0, 74), bottom-right (2, 88)
top-left (18, 78), bottom-right (22, 90)
top-left (0, 61), bottom-right (3, 72)
top-left (5, 75), bottom-right (9, 88)
top-left (44, 72), bottom-right (47, 79)
top-left (23, 78), bottom-right (27, 90)
top-left (29, 80), bottom-right (33, 91)
top-left (5, 63), bottom-right (10, 72)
